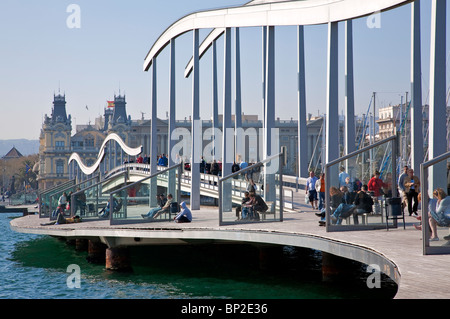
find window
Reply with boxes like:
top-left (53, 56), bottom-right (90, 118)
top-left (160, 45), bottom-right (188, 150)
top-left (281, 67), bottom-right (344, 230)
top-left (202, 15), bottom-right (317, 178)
top-left (85, 137), bottom-right (94, 148)
top-left (55, 141), bottom-right (65, 150)
top-left (56, 160), bottom-right (64, 176)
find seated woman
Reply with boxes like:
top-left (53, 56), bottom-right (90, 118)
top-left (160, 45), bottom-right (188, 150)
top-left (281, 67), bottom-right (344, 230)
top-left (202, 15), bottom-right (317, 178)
top-left (98, 197), bottom-right (119, 218)
top-left (428, 188), bottom-right (450, 241)
top-left (318, 187), bottom-right (343, 225)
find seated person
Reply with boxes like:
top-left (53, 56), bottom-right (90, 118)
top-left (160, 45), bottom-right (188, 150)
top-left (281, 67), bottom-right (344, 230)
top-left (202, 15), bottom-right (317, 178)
top-left (318, 187), bottom-right (343, 225)
top-left (174, 201), bottom-right (192, 223)
top-left (330, 202), bottom-right (356, 225)
top-left (243, 192), bottom-right (268, 221)
top-left (351, 185), bottom-right (374, 225)
top-left (142, 194), bottom-right (167, 218)
top-left (236, 192), bottom-right (250, 220)
top-left (98, 197), bottom-right (119, 218)
top-left (428, 188), bottom-right (450, 241)
top-left (341, 185), bottom-right (356, 204)
top-left (146, 194), bottom-right (173, 219)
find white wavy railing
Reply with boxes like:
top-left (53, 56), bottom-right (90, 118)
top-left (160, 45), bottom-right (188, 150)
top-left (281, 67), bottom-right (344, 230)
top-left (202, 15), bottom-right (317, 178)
top-left (144, 0), bottom-right (411, 71)
top-left (68, 133), bottom-right (143, 175)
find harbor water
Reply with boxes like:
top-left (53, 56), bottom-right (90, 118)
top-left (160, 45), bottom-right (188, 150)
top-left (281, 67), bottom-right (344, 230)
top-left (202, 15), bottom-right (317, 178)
top-left (2, 213), bottom-right (397, 299)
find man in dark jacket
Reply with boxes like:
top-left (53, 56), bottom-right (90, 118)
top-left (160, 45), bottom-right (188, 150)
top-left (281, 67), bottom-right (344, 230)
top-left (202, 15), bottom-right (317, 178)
top-left (352, 185), bottom-right (374, 225)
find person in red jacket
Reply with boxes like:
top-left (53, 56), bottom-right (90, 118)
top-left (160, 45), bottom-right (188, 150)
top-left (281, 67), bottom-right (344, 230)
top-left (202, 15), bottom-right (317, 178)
top-left (368, 171), bottom-right (387, 200)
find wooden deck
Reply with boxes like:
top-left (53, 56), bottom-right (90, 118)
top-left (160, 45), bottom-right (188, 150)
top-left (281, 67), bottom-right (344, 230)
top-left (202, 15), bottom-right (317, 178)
top-left (9, 197), bottom-right (450, 299)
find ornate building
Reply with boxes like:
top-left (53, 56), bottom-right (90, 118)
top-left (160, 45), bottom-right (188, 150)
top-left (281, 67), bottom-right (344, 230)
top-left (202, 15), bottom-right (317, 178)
top-left (38, 94), bottom-right (72, 190)
top-left (37, 93), bottom-right (132, 191)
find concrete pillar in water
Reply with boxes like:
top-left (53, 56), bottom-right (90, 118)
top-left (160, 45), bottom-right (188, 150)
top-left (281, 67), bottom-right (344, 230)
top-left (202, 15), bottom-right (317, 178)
top-left (87, 240), bottom-right (106, 264)
top-left (75, 238), bottom-right (88, 251)
top-left (105, 246), bottom-right (132, 272)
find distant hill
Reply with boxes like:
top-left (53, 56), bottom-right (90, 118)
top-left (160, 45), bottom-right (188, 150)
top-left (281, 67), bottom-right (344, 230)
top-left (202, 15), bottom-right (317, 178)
top-left (0, 139), bottom-right (39, 157)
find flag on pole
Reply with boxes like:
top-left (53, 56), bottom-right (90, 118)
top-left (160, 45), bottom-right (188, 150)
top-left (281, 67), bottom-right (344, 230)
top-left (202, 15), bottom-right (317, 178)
top-left (107, 101), bottom-right (115, 108)
top-left (25, 164), bottom-right (31, 174)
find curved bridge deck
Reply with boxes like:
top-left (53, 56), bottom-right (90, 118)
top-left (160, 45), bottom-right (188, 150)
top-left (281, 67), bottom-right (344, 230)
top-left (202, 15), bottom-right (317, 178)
top-left (10, 201), bottom-right (450, 299)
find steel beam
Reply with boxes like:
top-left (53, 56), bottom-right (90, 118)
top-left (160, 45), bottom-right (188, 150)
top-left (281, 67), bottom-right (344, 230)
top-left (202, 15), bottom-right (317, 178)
top-left (297, 25), bottom-right (308, 177)
top-left (428, 0), bottom-right (447, 191)
top-left (191, 29), bottom-right (201, 210)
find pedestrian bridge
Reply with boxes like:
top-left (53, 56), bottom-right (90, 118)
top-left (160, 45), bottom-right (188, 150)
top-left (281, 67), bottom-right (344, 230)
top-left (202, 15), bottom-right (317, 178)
top-left (42, 147), bottom-right (295, 226)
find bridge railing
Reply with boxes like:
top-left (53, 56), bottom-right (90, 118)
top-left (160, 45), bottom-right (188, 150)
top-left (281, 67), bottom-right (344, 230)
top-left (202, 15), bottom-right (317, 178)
top-left (420, 151), bottom-right (450, 255)
top-left (324, 136), bottom-right (398, 232)
top-left (108, 163), bottom-right (183, 225)
top-left (68, 171), bottom-right (127, 220)
top-left (219, 151), bottom-right (285, 225)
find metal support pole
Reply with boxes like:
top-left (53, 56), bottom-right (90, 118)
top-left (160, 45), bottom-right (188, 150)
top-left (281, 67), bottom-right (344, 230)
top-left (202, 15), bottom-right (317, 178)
top-left (235, 28), bottom-right (243, 163)
top-left (261, 26), bottom-right (267, 161)
top-left (264, 26), bottom-right (276, 202)
top-left (345, 20), bottom-right (355, 156)
top-left (191, 29), bottom-right (201, 210)
top-left (429, 0), bottom-right (447, 191)
top-left (168, 39), bottom-right (176, 197)
top-left (222, 28), bottom-right (233, 212)
top-left (326, 22), bottom-right (339, 186)
top-left (212, 40), bottom-right (219, 161)
top-left (411, 0), bottom-right (423, 178)
top-left (297, 25), bottom-right (308, 178)
top-left (150, 58), bottom-right (158, 207)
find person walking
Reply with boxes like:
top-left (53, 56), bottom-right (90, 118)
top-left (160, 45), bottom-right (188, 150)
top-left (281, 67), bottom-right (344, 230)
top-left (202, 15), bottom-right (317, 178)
top-left (403, 168), bottom-right (420, 217)
top-left (398, 165), bottom-right (409, 213)
top-left (306, 171), bottom-right (319, 210)
top-left (315, 173), bottom-right (325, 211)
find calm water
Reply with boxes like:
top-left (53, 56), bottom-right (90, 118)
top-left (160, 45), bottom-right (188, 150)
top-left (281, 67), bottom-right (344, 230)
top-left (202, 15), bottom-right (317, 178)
top-left (2, 213), bottom-right (397, 299)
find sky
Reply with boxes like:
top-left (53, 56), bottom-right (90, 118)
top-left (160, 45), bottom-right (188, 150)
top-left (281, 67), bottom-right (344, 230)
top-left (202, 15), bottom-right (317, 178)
top-left (0, 0), bottom-right (448, 140)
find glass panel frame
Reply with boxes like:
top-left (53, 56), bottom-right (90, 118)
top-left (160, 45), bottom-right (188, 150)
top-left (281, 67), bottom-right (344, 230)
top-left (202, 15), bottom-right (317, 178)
top-left (68, 172), bottom-right (126, 220)
top-left (218, 151), bottom-right (284, 226)
top-left (324, 136), bottom-right (399, 232)
top-left (109, 163), bottom-right (183, 225)
top-left (38, 179), bottom-right (76, 218)
top-left (46, 175), bottom-right (101, 220)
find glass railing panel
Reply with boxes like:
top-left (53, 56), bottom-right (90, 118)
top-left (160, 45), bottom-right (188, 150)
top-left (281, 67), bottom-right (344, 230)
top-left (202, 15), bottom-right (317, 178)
top-left (110, 164), bottom-right (182, 224)
top-left (421, 152), bottom-right (450, 255)
top-left (325, 136), bottom-right (399, 231)
top-left (219, 152), bottom-right (284, 225)
top-left (39, 180), bottom-right (76, 218)
top-left (68, 172), bottom-right (126, 220)
top-left (47, 176), bottom-right (100, 220)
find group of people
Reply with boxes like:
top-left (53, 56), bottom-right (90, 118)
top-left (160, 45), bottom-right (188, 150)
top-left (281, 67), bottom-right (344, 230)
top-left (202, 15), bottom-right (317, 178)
top-left (306, 169), bottom-right (363, 213)
top-left (235, 191), bottom-right (269, 221)
top-left (314, 183), bottom-right (374, 226)
top-left (141, 193), bottom-right (192, 223)
top-left (123, 153), bottom-right (169, 167)
top-left (308, 163), bottom-right (450, 237)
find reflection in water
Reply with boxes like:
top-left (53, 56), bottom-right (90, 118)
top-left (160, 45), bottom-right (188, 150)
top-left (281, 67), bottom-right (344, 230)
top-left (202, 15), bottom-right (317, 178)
top-left (4, 214), bottom-right (397, 299)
